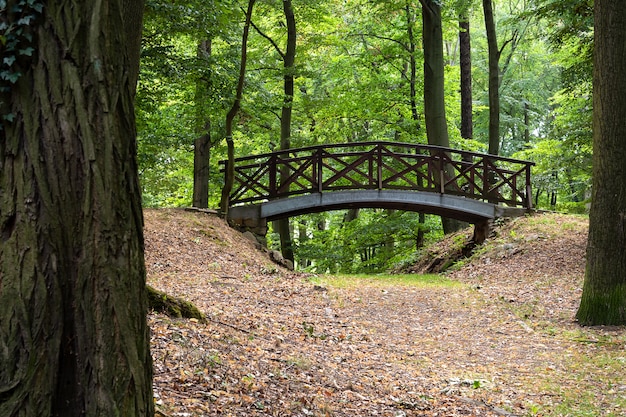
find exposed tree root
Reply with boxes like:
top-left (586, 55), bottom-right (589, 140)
top-left (147, 285), bottom-right (206, 322)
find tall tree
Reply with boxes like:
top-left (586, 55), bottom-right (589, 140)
top-left (458, 4), bottom-right (473, 141)
top-left (220, 0), bottom-right (256, 214)
top-left (420, 0), bottom-right (465, 233)
top-left (403, 1), bottom-right (426, 246)
top-left (0, 1), bottom-right (153, 416)
top-left (419, 0), bottom-right (450, 148)
top-left (248, 0), bottom-right (297, 262)
top-left (193, 39), bottom-right (212, 208)
top-left (483, 0), bottom-right (500, 155)
top-left (276, 0), bottom-right (297, 263)
top-left (576, 0), bottom-right (626, 325)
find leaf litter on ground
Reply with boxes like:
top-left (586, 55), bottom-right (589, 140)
top-left (145, 209), bottom-right (625, 417)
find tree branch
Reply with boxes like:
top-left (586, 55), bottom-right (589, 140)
top-left (250, 18), bottom-right (285, 59)
top-left (348, 32), bottom-right (409, 52)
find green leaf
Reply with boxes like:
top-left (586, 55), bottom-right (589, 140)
top-left (3, 55), bottom-right (16, 66)
top-left (18, 47), bottom-right (34, 56)
top-left (0, 70), bottom-right (21, 83)
top-left (17, 15), bottom-right (34, 26)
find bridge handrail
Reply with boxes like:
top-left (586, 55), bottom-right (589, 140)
top-left (219, 141), bottom-right (535, 209)
top-left (222, 141), bottom-right (534, 167)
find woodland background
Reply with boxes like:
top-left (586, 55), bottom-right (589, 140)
top-left (137, 0), bottom-right (593, 272)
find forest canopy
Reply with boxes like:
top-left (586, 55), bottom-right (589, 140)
top-left (137, 0), bottom-right (593, 272)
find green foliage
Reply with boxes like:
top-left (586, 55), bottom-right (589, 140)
top-left (137, 0), bottom-right (241, 206)
top-left (293, 210), bottom-right (442, 274)
top-left (136, 0), bottom-right (596, 263)
top-left (0, 0), bottom-right (44, 126)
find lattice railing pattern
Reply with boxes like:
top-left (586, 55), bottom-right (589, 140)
top-left (221, 141), bottom-right (534, 209)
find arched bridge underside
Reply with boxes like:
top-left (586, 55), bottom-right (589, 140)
top-left (229, 189), bottom-right (527, 226)
top-left (222, 141), bottom-right (534, 241)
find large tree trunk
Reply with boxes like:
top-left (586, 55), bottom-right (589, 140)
top-left (420, 0), bottom-right (465, 234)
top-left (0, 1), bottom-right (153, 416)
top-left (576, 0), bottom-right (626, 325)
top-left (483, 0), bottom-right (500, 156)
top-left (420, 0), bottom-right (449, 147)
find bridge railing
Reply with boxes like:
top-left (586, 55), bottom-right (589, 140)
top-left (220, 141), bottom-right (535, 209)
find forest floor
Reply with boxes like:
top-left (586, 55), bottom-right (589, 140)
top-left (145, 208), bottom-right (626, 417)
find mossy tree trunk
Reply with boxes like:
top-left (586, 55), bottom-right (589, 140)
top-left (147, 285), bottom-right (206, 322)
top-left (576, 0), bottom-right (626, 326)
top-left (0, 1), bottom-right (153, 416)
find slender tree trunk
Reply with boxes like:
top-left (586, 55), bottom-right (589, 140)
top-left (220, 0), bottom-right (256, 215)
top-left (405, 2), bottom-right (420, 130)
top-left (193, 132), bottom-right (211, 208)
top-left (524, 100), bottom-right (530, 144)
top-left (459, 16), bottom-right (473, 141)
top-left (483, 0), bottom-right (500, 156)
top-left (576, 0), bottom-right (626, 325)
top-left (297, 220), bottom-right (310, 268)
top-left (0, 1), bottom-right (153, 416)
top-left (275, 0), bottom-right (297, 263)
top-left (193, 40), bottom-right (212, 209)
top-left (403, 3), bottom-right (426, 244)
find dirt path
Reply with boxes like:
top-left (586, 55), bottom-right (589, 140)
top-left (145, 209), bottom-right (625, 417)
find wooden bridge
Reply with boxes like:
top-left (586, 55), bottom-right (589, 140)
top-left (221, 141), bottom-right (534, 240)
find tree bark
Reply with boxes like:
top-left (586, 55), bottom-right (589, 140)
top-left (275, 0), bottom-right (297, 263)
top-left (576, 0), bottom-right (626, 325)
top-left (483, 0), bottom-right (500, 156)
top-left (459, 16), bottom-right (473, 141)
top-left (0, 1), bottom-right (153, 416)
top-left (193, 133), bottom-right (211, 208)
top-left (220, 0), bottom-right (256, 215)
top-left (193, 40), bottom-right (212, 209)
top-left (420, 0), bottom-right (465, 234)
top-left (420, 0), bottom-right (450, 148)
top-left (405, 2), bottom-right (420, 130)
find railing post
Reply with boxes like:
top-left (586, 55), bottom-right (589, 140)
top-left (317, 147), bottom-right (323, 193)
top-left (439, 152), bottom-right (445, 194)
top-left (269, 155), bottom-right (277, 198)
top-left (483, 157), bottom-right (489, 202)
top-left (526, 163), bottom-right (533, 209)
top-left (377, 143), bottom-right (383, 190)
